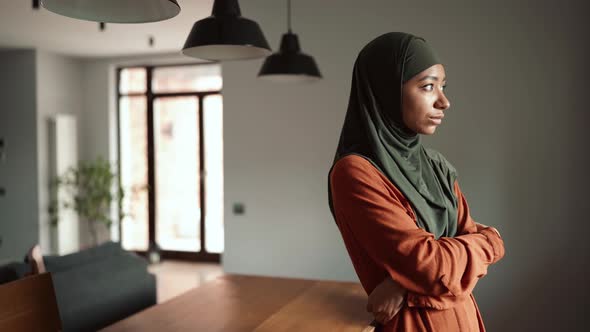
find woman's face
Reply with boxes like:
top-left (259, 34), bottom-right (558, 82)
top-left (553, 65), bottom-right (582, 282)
top-left (401, 64), bottom-right (450, 135)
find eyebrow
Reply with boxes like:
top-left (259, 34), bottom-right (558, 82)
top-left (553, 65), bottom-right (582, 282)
top-left (418, 75), bottom-right (447, 82)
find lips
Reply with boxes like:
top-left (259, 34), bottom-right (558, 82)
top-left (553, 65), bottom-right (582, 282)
top-left (429, 115), bottom-right (444, 125)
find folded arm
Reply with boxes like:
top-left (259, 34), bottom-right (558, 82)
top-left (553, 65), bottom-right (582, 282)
top-left (330, 158), bottom-right (505, 306)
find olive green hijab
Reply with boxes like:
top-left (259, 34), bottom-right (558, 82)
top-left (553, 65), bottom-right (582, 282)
top-left (328, 32), bottom-right (459, 239)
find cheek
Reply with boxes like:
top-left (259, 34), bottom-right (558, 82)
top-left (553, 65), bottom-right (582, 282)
top-left (402, 98), bottom-right (416, 120)
top-left (403, 100), bottom-right (424, 125)
top-left (413, 100), bottom-right (432, 121)
top-left (402, 93), bottom-right (428, 119)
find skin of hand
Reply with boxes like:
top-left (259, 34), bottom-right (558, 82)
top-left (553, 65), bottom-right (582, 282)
top-left (365, 223), bottom-right (500, 326)
top-left (366, 277), bottom-right (407, 325)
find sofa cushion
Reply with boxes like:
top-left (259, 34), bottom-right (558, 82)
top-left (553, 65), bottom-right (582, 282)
top-left (0, 262), bottom-right (30, 284)
top-left (51, 252), bottom-right (155, 331)
top-left (43, 241), bottom-right (124, 273)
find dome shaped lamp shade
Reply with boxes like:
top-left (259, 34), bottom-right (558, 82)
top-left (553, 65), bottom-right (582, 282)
top-left (258, 32), bottom-right (322, 83)
top-left (258, 0), bottom-right (321, 83)
top-left (182, 0), bottom-right (272, 61)
top-left (40, 0), bottom-right (181, 23)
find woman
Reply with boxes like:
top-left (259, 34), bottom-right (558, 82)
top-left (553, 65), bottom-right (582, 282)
top-left (328, 32), bottom-right (505, 331)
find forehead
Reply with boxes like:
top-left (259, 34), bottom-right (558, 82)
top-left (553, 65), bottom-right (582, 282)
top-left (409, 64), bottom-right (446, 82)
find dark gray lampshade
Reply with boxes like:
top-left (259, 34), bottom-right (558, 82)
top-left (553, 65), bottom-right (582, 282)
top-left (258, 32), bottom-right (322, 83)
top-left (40, 0), bottom-right (180, 23)
top-left (182, 0), bottom-right (271, 61)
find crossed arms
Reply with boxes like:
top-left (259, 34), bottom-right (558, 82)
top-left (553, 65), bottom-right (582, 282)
top-left (330, 156), bottom-right (505, 313)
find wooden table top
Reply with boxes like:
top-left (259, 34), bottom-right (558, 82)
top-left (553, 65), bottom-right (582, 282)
top-left (101, 274), bottom-right (374, 332)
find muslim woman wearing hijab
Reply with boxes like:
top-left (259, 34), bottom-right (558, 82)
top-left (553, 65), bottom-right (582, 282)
top-left (328, 32), bottom-right (505, 331)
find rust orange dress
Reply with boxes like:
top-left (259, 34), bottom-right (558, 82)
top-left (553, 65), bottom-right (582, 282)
top-left (330, 155), bottom-right (505, 331)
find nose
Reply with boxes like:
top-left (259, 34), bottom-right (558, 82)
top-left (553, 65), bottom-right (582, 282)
top-left (435, 91), bottom-right (451, 111)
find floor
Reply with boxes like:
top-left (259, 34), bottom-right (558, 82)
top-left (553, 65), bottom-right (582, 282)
top-left (147, 260), bottom-right (224, 304)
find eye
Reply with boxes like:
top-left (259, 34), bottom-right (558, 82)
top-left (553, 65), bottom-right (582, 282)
top-left (422, 84), bottom-right (434, 91)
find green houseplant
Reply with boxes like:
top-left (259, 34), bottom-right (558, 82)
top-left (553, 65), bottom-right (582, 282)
top-left (49, 157), bottom-right (124, 246)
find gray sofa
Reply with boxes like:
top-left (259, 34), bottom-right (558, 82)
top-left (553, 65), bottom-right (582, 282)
top-left (0, 241), bottom-right (156, 331)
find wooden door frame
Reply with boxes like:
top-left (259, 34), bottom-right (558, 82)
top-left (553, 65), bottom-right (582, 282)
top-left (116, 64), bottom-right (222, 262)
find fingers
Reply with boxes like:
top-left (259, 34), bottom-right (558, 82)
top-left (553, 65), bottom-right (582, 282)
top-left (374, 312), bottom-right (393, 325)
top-left (374, 313), bottom-right (387, 325)
top-left (361, 325), bottom-right (376, 332)
top-left (369, 296), bottom-right (406, 325)
top-left (372, 303), bottom-right (404, 325)
top-left (372, 308), bottom-right (394, 325)
top-left (490, 227), bottom-right (502, 238)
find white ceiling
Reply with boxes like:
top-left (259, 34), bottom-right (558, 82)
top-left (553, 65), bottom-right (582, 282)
top-left (0, 0), bottom-right (216, 58)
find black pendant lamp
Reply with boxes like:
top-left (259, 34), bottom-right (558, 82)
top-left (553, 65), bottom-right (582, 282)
top-left (258, 0), bottom-right (321, 83)
top-left (182, 0), bottom-right (271, 61)
top-left (40, 0), bottom-right (180, 23)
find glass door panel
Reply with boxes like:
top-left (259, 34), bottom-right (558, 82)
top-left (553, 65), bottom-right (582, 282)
top-left (119, 68), bottom-right (147, 94)
top-left (154, 97), bottom-right (201, 252)
top-left (119, 96), bottom-right (149, 251)
top-left (203, 94), bottom-right (224, 253)
top-left (152, 65), bottom-right (222, 93)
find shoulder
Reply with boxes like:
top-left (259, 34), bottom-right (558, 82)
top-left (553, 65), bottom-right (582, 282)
top-left (330, 155), bottom-right (396, 200)
top-left (330, 155), bottom-right (410, 214)
top-left (330, 155), bottom-right (382, 183)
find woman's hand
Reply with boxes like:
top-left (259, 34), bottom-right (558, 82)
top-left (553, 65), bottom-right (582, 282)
top-left (475, 222), bottom-right (501, 238)
top-left (366, 277), bottom-right (407, 325)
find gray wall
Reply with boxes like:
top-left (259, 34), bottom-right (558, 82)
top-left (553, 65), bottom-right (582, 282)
top-left (221, 0), bottom-right (589, 331)
top-left (76, 59), bottom-right (114, 247)
top-left (0, 49), bottom-right (38, 263)
top-left (0, 49), bottom-right (85, 261)
top-left (36, 50), bottom-right (84, 254)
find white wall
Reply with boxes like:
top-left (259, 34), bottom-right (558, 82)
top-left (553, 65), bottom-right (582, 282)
top-left (37, 52), bottom-right (192, 249)
top-left (47, 114), bottom-right (79, 255)
top-left (79, 61), bottom-right (112, 163)
top-left (0, 49), bottom-right (38, 262)
top-left (36, 50), bottom-right (84, 254)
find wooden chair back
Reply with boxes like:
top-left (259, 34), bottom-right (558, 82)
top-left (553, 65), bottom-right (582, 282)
top-left (0, 272), bottom-right (62, 331)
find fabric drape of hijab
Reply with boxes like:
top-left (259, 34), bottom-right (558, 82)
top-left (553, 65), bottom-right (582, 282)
top-left (328, 32), bottom-right (459, 239)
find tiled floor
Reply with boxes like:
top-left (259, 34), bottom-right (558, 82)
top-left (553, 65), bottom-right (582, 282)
top-left (147, 260), bottom-right (224, 304)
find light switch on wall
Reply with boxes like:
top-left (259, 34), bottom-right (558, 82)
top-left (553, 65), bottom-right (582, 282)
top-left (233, 202), bottom-right (245, 215)
top-left (0, 137), bottom-right (5, 162)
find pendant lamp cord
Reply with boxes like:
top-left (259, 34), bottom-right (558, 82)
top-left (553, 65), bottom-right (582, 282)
top-left (287, 0), bottom-right (292, 33)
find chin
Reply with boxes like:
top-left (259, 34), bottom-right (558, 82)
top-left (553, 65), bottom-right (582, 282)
top-left (419, 127), bottom-right (437, 135)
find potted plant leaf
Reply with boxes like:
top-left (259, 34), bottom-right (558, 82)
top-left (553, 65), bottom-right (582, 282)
top-left (49, 157), bottom-right (124, 246)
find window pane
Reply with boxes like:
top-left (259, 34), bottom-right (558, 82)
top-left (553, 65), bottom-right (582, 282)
top-left (119, 67), bottom-right (147, 94)
top-left (152, 64), bottom-right (222, 93)
top-left (119, 96), bottom-right (149, 251)
top-left (154, 97), bottom-right (201, 252)
top-left (204, 95), bottom-right (224, 254)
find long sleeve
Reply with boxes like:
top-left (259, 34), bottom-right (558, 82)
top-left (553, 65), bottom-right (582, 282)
top-left (404, 180), bottom-right (505, 309)
top-left (330, 156), bottom-right (505, 305)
